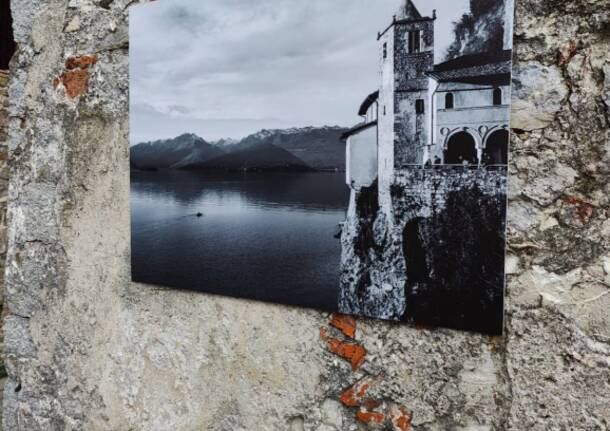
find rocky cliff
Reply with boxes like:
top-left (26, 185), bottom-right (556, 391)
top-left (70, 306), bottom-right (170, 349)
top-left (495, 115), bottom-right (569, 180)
top-left (339, 167), bottom-right (508, 334)
top-left (445, 0), bottom-right (509, 60)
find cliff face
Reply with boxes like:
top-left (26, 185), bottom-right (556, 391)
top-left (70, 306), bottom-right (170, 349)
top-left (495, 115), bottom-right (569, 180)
top-left (445, 0), bottom-right (509, 60)
top-left (339, 167), bottom-right (508, 334)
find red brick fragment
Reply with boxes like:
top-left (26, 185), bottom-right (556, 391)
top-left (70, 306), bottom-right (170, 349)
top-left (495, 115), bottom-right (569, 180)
top-left (362, 399), bottom-right (381, 410)
top-left (339, 375), bottom-right (380, 407)
top-left (356, 410), bottom-right (385, 425)
top-left (563, 195), bottom-right (596, 225)
top-left (65, 54), bottom-right (98, 70)
top-left (330, 313), bottom-right (357, 338)
top-left (54, 54), bottom-right (98, 99)
top-left (320, 328), bottom-right (366, 371)
top-left (390, 405), bottom-right (413, 431)
top-left (58, 69), bottom-right (90, 99)
top-left (557, 40), bottom-right (577, 66)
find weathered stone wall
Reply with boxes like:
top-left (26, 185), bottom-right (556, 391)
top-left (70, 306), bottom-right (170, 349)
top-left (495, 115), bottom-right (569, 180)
top-left (339, 166), bottom-right (507, 332)
top-left (393, 19), bottom-right (434, 166)
top-left (0, 68), bottom-right (9, 419)
top-left (3, 1), bottom-right (610, 430)
top-left (395, 167), bottom-right (507, 335)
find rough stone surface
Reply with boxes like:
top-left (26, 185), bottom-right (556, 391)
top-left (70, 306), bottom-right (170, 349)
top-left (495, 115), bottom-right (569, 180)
top-left (0, 68), bottom-right (9, 424)
top-left (339, 166), bottom-right (508, 334)
top-left (3, 0), bottom-right (610, 430)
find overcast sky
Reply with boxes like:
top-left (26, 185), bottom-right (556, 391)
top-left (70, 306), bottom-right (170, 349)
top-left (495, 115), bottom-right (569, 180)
top-left (130, 0), bottom-right (470, 144)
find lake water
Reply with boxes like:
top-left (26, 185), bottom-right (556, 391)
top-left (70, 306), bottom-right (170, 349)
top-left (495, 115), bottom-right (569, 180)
top-left (130, 171), bottom-right (349, 311)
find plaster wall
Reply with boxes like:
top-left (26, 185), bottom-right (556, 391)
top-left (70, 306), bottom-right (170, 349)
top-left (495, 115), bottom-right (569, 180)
top-left (3, 0), bottom-right (610, 430)
top-left (435, 86), bottom-right (510, 110)
top-left (378, 26), bottom-right (396, 213)
top-left (346, 126), bottom-right (378, 189)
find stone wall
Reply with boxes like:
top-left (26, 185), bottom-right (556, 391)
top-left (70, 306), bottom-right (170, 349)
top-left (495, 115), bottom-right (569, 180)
top-left (339, 166), bottom-right (507, 333)
top-left (394, 167), bottom-right (507, 334)
top-left (0, 68), bottom-right (9, 420)
top-left (3, 0), bottom-right (610, 430)
top-left (393, 19), bottom-right (434, 166)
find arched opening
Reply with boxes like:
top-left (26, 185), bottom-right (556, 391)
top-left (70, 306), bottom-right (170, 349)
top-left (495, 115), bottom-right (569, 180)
top-left (403, 218), bottom-right (428, 290)
top-left (445, 93), bottom-right (454, 109)
top-left (444, 132), bottom-right (478, 165)
top-left (1, 0), bottom-right (15, 69)
top-left (493, 87), bottom-right (502, 106)
top-left (482, 129), bottom-right (509, 165)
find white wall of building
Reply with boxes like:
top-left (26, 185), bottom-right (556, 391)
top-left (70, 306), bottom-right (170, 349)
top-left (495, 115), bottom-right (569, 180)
top-left (436, 85), bottom-right (510, 110)
top-left (378, 26), bottom-right (396, 210)
top-left (346, 125), bottom-right (378, 189)
top-left (430, 84), bottom-right (511, 162)
top-left (364, 103), bottom-right (378, 123)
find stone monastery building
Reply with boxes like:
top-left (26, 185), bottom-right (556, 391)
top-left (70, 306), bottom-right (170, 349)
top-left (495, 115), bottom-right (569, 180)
top-left (342, 0), bottom-right (511, 192)
top-left (339, 0), bottom-right (511, 328)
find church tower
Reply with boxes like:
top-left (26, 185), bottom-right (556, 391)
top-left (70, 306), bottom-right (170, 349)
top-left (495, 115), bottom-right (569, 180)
top-left (377, 0), bottom-right (435, 195)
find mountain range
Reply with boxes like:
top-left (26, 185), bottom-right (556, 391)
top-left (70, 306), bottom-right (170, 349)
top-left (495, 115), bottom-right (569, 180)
top-left (130, 126), bottom-right (348, 172)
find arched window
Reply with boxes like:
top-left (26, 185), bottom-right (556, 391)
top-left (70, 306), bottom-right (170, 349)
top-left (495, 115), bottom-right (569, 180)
top-left (445, 93), bottom-right (454, 109)
top-left (444, 132), bottom-right (478, 165)
top-left (408, 30), bottom-right (421, 53)
top-left (482, 130), bottom-right (509, 165)
top-left (415, 99), bottom-right (424, 114)
top-left (493, 87), bottom-right (502, 106)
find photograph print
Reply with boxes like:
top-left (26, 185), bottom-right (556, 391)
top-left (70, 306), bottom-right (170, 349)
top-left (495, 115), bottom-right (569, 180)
top-left (130, 0), bottom-right (514, 334)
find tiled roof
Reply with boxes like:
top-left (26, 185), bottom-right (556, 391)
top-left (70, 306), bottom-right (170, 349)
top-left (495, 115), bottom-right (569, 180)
top-left (358, 91), bottom-right (379, 116)
top-left (429, 50), bottom-right (512, 84)
top-left (340, 121), bottom-right (377, 142)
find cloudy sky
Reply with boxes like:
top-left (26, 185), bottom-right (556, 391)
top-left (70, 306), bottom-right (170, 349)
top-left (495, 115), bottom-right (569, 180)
top-left (130, 0), bottom-right (469, 144)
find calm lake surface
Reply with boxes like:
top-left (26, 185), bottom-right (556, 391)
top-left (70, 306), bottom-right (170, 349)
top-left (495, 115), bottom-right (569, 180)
top-left (130, 171), bottom-right (349, 311)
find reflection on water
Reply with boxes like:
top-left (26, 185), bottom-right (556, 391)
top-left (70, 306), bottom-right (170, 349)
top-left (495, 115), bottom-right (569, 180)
top-left (130, 171), bottom-right (349, 311)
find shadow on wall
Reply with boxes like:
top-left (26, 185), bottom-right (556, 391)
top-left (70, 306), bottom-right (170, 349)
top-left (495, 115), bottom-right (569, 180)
top-left (401, 185), bottom-right (507, 335)
top-left (1, 0), bottom-right (15, 69)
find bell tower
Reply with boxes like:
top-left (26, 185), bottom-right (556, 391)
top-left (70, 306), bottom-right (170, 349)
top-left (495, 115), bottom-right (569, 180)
top-left (393, 0), bottom-right (435, 166)
top-left (377, 0), bottom-right (435, 206)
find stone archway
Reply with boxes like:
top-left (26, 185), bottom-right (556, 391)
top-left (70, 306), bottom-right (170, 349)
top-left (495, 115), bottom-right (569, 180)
top-left (444, 131), bottom-right (478, 165)
top-left (483, 129), bottom-right (509, 165)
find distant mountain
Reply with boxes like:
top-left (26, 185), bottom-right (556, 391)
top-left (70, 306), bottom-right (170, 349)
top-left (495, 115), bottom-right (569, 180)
top-left (211, 138), bottom-right (239, 148)
top-left (220, 126), bottom-right (348, 170)
top-left (130, 133), bottom-right (224, 170)
top-left (172, 143), bottom-right (227, 169)
top-left (130, 126), bottom-right (349, 172)
top-left (181, 142), bottom-right (313, 172)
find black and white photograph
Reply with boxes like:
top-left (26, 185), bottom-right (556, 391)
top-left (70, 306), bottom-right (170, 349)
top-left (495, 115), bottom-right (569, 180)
top-left (130, 0), bottom-right (514, 334)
